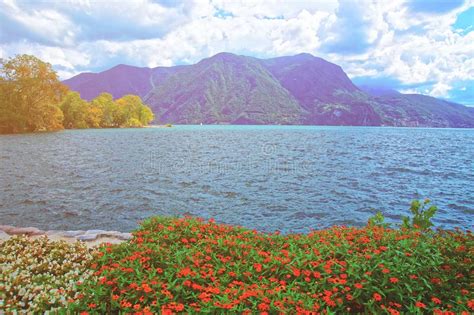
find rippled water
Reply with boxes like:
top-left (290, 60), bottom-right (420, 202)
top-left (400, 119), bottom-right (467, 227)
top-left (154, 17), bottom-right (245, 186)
top-left (0, 126), bottom-right (473, 233)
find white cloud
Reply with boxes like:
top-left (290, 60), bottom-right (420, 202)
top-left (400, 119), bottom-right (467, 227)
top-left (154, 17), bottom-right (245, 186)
top-left (0, 0), bottom-right (473, 103)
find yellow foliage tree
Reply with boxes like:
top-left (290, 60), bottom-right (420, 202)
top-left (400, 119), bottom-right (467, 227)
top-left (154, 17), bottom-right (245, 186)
top-left (0, 54), bottom-right (68, 133)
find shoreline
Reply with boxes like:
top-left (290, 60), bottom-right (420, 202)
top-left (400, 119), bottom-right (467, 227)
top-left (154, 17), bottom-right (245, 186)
top-left (0, 224), bottom-right (131, 247)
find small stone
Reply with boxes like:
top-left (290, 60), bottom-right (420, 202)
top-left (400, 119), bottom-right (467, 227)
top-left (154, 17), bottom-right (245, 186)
top-left (9, 227), bottom-right (44, 236)
top-left (76, 234), bottom-right (98, 241)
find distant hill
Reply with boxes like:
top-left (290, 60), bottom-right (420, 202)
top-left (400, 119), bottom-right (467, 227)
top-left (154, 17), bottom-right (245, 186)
top-left (63, 53), bottom-right (474, 127)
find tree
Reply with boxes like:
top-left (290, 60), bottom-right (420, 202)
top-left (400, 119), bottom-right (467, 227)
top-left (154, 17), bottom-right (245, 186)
top-left (85, 106), bottom-right (103, 128)
top-left (139, 104), bottom-right (154, 126)
top-left (115, 95), bottom-right (154, 127)
top-left (60, 91), bottom-right (90, 129)
top-left (91, 93), bottom-right (116, 128)
top-left (0, 54), bottom-right (68, 133)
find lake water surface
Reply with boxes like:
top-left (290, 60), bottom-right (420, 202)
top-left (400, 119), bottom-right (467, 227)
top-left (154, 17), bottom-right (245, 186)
top-left (0, 125), bottom-right (472, 233)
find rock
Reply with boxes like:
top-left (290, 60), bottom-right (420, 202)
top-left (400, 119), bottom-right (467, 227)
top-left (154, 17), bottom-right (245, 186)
top-left (45, 230), bottom-right (63, 236)
top-left (76, 234), bottom-right (98, 241)
top-left (0, 225), bottom-right (16, 234)
top-left (115, 233), bottom-right (132, 240)
top-left (0, 230), bottom-right (11, 241)
top-left (9, 227), bottom-right (44, 236)
top-left (85, 230), bottom-right (106, 235)
top-left (61, 231), bottom-right (85, 238)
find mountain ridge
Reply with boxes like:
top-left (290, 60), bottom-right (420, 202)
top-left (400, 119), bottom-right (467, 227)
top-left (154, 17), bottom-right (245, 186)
top-left (63, 52), bottom-right (474, 127)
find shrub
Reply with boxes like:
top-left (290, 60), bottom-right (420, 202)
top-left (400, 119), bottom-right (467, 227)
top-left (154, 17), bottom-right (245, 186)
top-left (0, 236), bottom-right (97, 313)
top-left (69, 216), bottom-right (473, 314)
top-left (402, 199), bottom-right (438, 230)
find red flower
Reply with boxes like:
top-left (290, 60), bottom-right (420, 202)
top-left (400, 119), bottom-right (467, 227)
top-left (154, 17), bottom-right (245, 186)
top-left (292, 267), bottom-right (301, 277)
top-left (431, 278), bottom-right (441, 284)
top-left (467, 299), bottom-right (474, 310)
top-left (142, 283), bottom-right (153, 293)
top-left (389, 277), bottom-right (399, 283)
top-left (258, 303), bottom-right (269, 311)
top-left (354, 283), bottom-right (363, 289)
top-left (415, 301), bottom-right (426, 308)
top-left (431, 297), bottom-right (442, 305)
top-left (88, 303), bottom-right (97, 309)
top-left (373, 293), bottom-right (382, 301)
top-left (253, 263), bottom-right (262, 272)
top-left (382, 268), bottom-right (390, 274)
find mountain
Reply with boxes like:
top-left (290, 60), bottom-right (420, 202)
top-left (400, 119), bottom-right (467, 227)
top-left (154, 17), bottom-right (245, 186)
top-left (63, 53), bottom-right (474, 127)
top-left (62, 64), bottom-right (180, 101)
top-left (145, 53), bottom-right (303, 124)
top-left (358, 85), bottom-right (402, 98)
top-left (355, 85), bottom-right (474, 127)
top-left (262, 54), bottom-right (381, 125)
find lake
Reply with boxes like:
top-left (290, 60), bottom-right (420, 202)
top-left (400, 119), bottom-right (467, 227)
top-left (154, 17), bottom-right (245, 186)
top-left (0, 125), bottom-right (472, 233)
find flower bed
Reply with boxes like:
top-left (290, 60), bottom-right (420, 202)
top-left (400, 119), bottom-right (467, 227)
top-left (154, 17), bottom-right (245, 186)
top-left (67, 216), bottom-right (473, 314)
top-left (0, 236), bottom-right (96, 313)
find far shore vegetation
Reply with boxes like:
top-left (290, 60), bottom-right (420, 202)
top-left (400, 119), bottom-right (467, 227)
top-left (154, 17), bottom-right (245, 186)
top-left (0, 54), bottom-right (154, 134)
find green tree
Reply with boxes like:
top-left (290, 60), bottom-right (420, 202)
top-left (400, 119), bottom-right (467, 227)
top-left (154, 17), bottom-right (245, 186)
top-left (85, 106), bottom-right (103, 128)
top-left (115, 94), bottom-right (154, 127)
top-left (0, 54), bottom-right (67, 133)
top-left (60, 91), bottom-right (90, 129)
top-left (139, 105), bottom-right (154, 126)
top-left (91, 93), bottom-right (116, 128)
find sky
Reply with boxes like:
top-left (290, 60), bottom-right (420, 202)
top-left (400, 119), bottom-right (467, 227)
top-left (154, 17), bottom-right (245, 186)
top-left (0, 0), bottom-right (473, 105)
